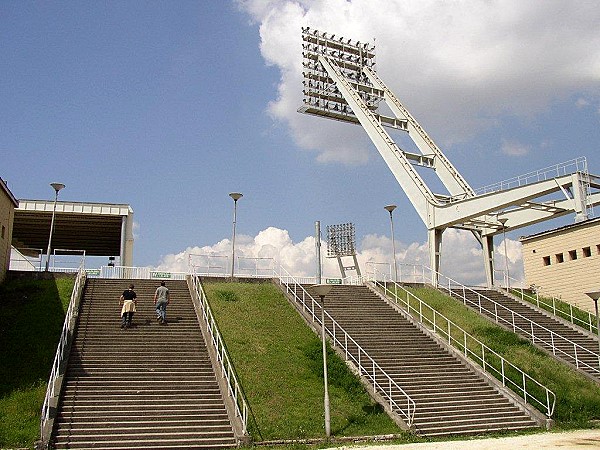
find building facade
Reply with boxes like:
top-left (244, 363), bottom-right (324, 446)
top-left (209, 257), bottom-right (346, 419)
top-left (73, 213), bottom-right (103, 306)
top-left (0, 179), bottom-right (19, 282)
top-left (520, 218), bottom-right (600, 313)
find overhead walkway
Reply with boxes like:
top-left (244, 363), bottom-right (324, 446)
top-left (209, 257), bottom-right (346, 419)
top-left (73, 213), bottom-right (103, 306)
top-left (283, 283), bottom-right (545, 437)
top-left (49, 278), bottom-right (239, 449)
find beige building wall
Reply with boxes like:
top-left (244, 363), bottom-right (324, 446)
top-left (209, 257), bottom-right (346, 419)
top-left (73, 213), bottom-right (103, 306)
top-left (521, 219), bottom-right (600, 314)
top-left (0, 179), bottom-right (18, 283)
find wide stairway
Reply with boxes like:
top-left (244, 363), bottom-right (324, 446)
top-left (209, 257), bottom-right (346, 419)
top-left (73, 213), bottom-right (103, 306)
top-left (301, 284), bottom-right (541, 437)
top-left (449, 287), bottom-right (600, 381)
top-left (50, 278), bottom-right (237, 449)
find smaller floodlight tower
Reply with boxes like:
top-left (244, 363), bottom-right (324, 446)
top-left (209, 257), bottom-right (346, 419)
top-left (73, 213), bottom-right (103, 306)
top-left (299, 27), bottom-right (600, 286)
top-left (327, 222), bottom-right (361, 278)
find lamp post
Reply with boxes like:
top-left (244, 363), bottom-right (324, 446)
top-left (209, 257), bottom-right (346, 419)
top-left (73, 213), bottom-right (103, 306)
top-left (585, 291), bottom-right (600, 357)
top-left (45, 182), bottom-right (65, 271)
top-left (384, 205), bottom-right (398, 283)
top-left (312, 283), bottom-right (333, 437)
top-left (229, 192), bottom-right (243, 278)
top-left (498, 217), bottom-right (509, 290)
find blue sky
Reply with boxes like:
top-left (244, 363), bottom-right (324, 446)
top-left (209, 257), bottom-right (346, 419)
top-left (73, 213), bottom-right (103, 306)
top-left (3, 1), bottom-right (600, 283)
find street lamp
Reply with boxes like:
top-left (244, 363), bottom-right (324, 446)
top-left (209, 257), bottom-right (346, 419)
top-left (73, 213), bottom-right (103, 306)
top-left (229, 192), bottom-right (243, 278)
top-left (585, 291), bottom-right (600, 357)
top-left (498, 217), bottom-right (509, 290)
top-left (312, 283), bottom-right (333, 437)
top-left (384, 205), bottom-right (398, 283)
top-left (45, 182), bottom-right (65, 271)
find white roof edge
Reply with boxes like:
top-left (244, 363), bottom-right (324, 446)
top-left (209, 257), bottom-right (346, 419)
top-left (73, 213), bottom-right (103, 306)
top-left (17, 199), bottom-right (134, 216)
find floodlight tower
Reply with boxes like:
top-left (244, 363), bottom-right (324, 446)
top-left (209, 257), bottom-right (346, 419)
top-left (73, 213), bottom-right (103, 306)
top-left (299, 27), bottom-right (600, 286)
top-left (326, 222), bottom-right (361, 278)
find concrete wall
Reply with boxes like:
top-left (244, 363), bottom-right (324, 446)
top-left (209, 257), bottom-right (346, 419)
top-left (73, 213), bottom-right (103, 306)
top-left (0, 184), bottom-right (17, 283)
top-left (521, 220), bottom-right (600, 313)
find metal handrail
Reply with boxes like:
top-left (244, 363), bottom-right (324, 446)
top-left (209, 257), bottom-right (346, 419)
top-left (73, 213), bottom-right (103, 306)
top-left (276, 265), bottom-right (416, 427)
top-left (402, 264), bottom-right (600, 377)
top-left (191, 275), bottom-right (248, 433)
top-left (40, 265), bottom-right (87, 440)
top-left (369, 271), bottom-right (556, 418)
top-left (499, 274), bottom-right (597, 335)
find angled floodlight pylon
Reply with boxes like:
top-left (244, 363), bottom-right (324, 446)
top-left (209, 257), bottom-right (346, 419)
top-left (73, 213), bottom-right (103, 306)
top-left (298, 27), bottom-right (600, 286)
top-left (326, 222), bottom-right (361, 278)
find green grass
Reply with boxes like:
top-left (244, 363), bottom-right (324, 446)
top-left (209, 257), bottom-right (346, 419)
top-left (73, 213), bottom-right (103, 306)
top-left (401, 285), bottom-right (600, 428)
top-left (0, 276), bottom-right (75, 448)
top-left (202, 281), bottom-right (414, 443)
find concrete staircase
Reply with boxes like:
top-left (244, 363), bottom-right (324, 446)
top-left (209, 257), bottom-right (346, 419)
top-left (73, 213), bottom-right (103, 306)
top-left (448, 287), bottom-right (600, 381)
top-left (300, 284), bottom-right (542, 437)
top-left (50, 278), bottom-right (237, 449)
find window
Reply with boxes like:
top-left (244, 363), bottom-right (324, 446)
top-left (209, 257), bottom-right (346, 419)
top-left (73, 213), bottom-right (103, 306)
top-left (569, 250), bottom-right (577, 260)
top-left (583, 247), bottom-right (592, 257)
top-left (555, 253), bottom-right (564, 263)
top-left (597, 244), bottom-right (600, 255)
top-left (543, 256), bottom-right (551, 266)
top-left (1, 225), bottom-right (4, 239)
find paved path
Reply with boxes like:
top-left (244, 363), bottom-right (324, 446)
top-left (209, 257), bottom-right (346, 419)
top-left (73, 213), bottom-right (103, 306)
top-left (333, 430), bottom-right (600, 450)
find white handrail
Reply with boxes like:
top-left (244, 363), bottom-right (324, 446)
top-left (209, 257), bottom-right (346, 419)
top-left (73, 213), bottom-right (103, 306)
top-left (401, 264), bottom-right (600, 377)
top-left (40, 265), bottom-right (87, 440)
top-left (191, 275), bottom-right (248, 433)
top-left (499, 275), bottom-right (597, 335)
top-left (276, 265), bottom-right (416, 427)
top-left (369, 270), bottom-right (556, 418)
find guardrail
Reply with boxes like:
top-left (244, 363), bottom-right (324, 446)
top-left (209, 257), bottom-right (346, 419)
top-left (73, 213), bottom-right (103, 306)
top-left (98, 265), bottom-right (187, 280)
top-left (402, 264), bottom-right (600, 377)
top-left (190, 275), bottom-right (248, 434)
top-left (40, 265), bottom-right (87, 442)
top-left (369, 271), bottom-right (556, 419)
top-left (498, 274), bottom-right (598, 335)
top-left (276, 266), bottom-right (416, 427)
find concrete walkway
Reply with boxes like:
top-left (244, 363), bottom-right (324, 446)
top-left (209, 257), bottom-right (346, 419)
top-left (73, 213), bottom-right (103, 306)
top-left (333, 430), bottom-right (600, 450)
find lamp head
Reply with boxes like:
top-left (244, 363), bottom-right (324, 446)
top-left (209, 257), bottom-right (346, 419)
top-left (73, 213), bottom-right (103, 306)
top-left (498, 217), bottom-right (508, 226)
top-left (585, 291), bottom-right (600, 301)
top-left (384, 204), bottom-right (397, 213)
top-left (50, 182), bottom-right (65, 193)
top-left (229, 192), bottom-right (243, 202)
top-left (312, 283), bottom-right (333, 298)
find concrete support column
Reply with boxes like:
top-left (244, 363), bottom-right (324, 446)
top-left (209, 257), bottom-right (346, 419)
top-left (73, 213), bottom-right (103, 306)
top-left (428, 228), bottom-right (443, 286)
top-left (482, 234), bottom-right (495, 288)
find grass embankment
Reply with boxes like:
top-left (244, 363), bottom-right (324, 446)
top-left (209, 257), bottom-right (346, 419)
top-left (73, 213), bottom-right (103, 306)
top-left (404, 285), bottom-right (600, 429)
top-left (0, 276), bottom-right (74, 448)
top-left (203, 281), bottom-right (416, 444)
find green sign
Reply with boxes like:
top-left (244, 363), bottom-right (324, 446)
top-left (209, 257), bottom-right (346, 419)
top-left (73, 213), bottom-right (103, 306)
top-left (151, 271), bottom-right (172, 279)
top-left (86, 269), bottom-right (100, 276)
top-left (325, 278), bottom-right (342, 285)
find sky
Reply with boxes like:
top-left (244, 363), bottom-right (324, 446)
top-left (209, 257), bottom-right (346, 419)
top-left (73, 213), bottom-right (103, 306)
top-left (2, 0), bottom-right (599, 284)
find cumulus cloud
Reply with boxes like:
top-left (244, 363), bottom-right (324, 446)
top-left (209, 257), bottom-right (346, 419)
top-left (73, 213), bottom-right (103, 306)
top-left (237, 0), bottom-right (600, 163)
top-left (154, 226), bottom-right (523, 286)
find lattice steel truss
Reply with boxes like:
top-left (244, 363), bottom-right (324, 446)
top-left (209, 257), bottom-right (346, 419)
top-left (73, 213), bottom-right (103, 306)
top-left (326, 222), bottom-right (361, 278)
top-left (299, 27), bottom-right (600, 286)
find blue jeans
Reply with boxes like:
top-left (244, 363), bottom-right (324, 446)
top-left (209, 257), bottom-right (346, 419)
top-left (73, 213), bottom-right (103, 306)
top-left (156, 302), bottom-right (167, 321)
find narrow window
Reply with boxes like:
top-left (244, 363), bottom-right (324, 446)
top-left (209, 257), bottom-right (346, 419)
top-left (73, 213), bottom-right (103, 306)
top-left (596, 244), bottom-right (600, 255)
top-left (555, 253), bottom-right (564, 263)
top-left (543, 256), bottom-right (551, 266)
top-left (583, 247), bottom-right (592, 257)
top-left (1, 225), bottom-right (4, 239)
top-left (569, 250), bottom-right (577, 260)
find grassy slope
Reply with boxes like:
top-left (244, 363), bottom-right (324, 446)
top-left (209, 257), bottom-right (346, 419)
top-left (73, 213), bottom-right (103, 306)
top-left (0, 277), bottom-right (74, 448)
top-left (405, 286), bottom-right (600, 428)
top-left (202, 281), bottom-right (412, 442)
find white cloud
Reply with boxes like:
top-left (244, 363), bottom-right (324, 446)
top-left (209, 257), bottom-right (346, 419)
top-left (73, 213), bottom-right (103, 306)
top-left (501, 139), bottom-right (530, 157)
top-left (237, 0), bottom-right (600, 163)
top-left (154, 226), bottom-right (523, 286)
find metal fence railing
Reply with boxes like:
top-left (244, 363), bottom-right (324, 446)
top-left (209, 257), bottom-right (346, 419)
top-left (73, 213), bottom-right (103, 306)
top-left (368, 270), bottom-right (556, 419)
top-left (276, 265), bottom-right (416, 427)
top-left (190, 275), bottom-right (248, 434)
top-left (40, 265), bottom-right (87, 442)
top-left (400, 264), bottom-right (600, 378)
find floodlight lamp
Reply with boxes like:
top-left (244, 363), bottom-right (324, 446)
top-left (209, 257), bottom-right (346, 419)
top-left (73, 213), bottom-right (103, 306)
top-left (229, 192), bottom-right (243, 202)
top-left (312, 283), bottom-right (333, 298)
top-left (498, 217), bottom-right (508, 226)
top-left (384, 204), bottom-right (397, 213)
top-left (585, 291), bottom-right (600, 301)
top-left (50, 182), bottom-right (66, 193)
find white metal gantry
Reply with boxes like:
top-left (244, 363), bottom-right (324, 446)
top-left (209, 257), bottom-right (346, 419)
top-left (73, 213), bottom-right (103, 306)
top-left (298, 28), bottom-right (600, 286)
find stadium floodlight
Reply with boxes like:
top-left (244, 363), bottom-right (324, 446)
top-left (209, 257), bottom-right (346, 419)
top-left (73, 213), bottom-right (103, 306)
top-left (326, 222), bottom-right (361, 277)
top-left (45, 182), bottom-right (65, 271)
